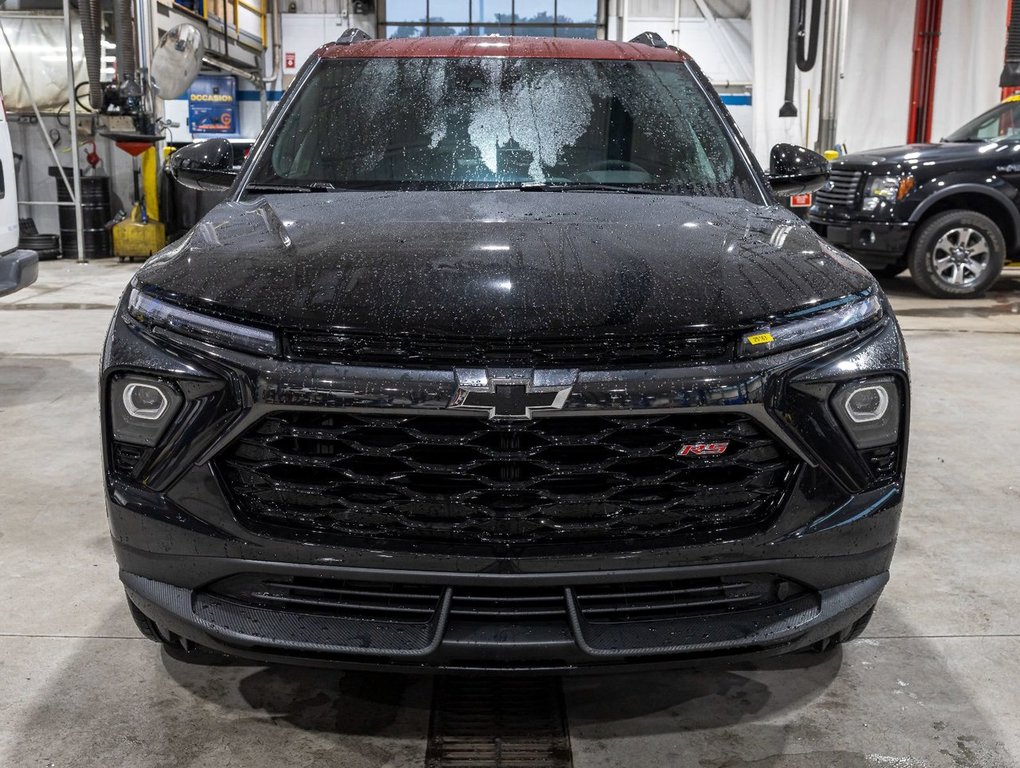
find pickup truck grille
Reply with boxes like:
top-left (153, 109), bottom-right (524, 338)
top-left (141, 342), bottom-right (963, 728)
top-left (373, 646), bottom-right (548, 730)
top-left (814, 169), bottom-right (864, 207)
top-left (218, 410), bottom-right (797, 553)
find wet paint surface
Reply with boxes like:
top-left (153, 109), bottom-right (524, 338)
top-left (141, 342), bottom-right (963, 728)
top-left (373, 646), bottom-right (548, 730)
top-left (136, 193), bottom-right (876, 336)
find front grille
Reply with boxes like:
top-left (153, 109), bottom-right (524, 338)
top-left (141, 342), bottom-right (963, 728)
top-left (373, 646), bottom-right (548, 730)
top-left (573, 574), bottom-right (803, 623)
top-left (450, 587), bottom-right (567, 622)
top-left (218, 410), bottom-right (797, 552)
top-left (204, 573), bottom-right (801, 626)
top-left (206, 574), bottom-right (445, 622)
top-left (863, 446), bottom-right (900, 485)
top-left (814, 169), bottom-right (864, 207)
top-left (283, 329), bottom-right (733, 369)
top-left (112, 442), bottom-right (146, 474)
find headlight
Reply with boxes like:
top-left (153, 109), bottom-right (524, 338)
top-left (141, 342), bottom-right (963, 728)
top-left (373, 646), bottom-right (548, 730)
top-left (110, 375), bottom-right (183, 446)
top-left (127, 288), bottom-right (279, 356)
top-left (738, 292), bottom-right (883, 358)
top-left (831, 377), bottom-right (901, 448)
top-left (861, 174), bottom-right (914, 211)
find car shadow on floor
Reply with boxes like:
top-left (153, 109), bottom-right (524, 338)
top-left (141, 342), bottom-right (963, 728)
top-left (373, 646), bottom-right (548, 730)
top-left (162, 652), bottom-right (434, 738)
top-left (3, 603), bottom-right (1016, 767)
top-left (156, 606), bottom-right (1017, 767)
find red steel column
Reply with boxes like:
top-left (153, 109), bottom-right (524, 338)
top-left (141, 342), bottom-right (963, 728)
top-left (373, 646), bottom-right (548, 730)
top-left (1002, 0), bottom-right (1020, 99)
top-left (906, 0), bottom-right (943, 143)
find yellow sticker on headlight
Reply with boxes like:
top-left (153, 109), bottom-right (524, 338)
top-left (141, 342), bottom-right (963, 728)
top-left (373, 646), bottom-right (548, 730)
top-left (746, 332), bottom-right (775, 345)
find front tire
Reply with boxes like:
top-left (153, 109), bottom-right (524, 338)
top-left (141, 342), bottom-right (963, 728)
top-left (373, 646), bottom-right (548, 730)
top-left (908, 210), bottom-right (1005, 298)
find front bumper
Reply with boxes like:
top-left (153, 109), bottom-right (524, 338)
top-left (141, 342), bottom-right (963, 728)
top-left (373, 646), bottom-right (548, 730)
top-left (121, 559), bottom-right (890, 673)
top-left (102, 305), bottom-right (909, 671)
top-left (0, 249), bottom-right (39, 298)
top-left (807, 208), bottom-right (915, 265)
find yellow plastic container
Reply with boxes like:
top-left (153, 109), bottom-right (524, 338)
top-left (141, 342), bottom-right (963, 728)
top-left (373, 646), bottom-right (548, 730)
top-left (113, 203), bottom-right (165, 262)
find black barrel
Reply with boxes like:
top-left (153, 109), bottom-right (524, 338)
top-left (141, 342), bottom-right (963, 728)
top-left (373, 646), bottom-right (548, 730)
top-left (49, 168), bottom-right (112, 259)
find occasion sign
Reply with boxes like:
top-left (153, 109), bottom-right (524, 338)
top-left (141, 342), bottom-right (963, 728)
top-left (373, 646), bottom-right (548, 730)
top-left (188, 75), bottom-right (237, 136)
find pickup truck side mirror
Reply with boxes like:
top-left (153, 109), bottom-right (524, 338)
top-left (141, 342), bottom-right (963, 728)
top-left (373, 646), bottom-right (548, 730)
top-left (768, 143), bottom-right (830, 197)
top-left (167, 138), bottom-right (236, 191)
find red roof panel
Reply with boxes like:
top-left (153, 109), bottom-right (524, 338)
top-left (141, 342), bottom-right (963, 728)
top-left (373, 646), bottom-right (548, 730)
top-left (316, 36), bottom-right (688, 62)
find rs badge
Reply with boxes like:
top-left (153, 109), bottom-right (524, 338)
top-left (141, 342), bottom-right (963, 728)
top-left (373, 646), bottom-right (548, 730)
top-left (679, 442), bottom-right (729, 457)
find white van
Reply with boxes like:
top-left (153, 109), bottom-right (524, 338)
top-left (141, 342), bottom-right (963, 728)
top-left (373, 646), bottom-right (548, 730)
top-left (0, 93), bottom-right (37, 297)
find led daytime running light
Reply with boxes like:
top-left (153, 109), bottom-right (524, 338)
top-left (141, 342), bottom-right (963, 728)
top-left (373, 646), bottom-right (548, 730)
top-left (128, 289), bottom-right (279, 356)
top-left (740, 293), bottom-right (882, 357)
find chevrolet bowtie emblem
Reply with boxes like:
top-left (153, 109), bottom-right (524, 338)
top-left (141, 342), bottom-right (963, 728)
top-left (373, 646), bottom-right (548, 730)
top-left (451, 378), bottom-right (573, 420)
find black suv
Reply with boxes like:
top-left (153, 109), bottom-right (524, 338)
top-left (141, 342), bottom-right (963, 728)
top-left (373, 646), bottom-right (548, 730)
top-left (101, 34), bottom-right (909, 673)
top-left (808, 98), bottom-right (1020, 298)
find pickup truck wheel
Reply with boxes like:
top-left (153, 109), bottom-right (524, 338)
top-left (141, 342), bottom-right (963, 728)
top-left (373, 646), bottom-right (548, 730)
top-left (908, 210), bottom-right (1004, 298)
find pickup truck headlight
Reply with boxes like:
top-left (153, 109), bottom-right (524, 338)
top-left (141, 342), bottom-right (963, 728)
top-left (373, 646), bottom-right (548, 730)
top-left (738, 292), bottom-right (883, 358)
top-left (127, 288), bottom-right (279, 356)
top-left (862, 174), bottom-right (914, 211)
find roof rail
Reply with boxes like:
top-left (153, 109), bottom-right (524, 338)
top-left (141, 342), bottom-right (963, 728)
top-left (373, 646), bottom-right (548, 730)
top-left (629, 31), bottom-right (669, 49)
top-left (336, 28), bottom-right (373, 45)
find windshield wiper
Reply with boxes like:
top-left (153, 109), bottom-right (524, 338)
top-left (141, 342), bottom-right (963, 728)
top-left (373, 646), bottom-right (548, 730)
top-left (245, 181), bottom-right (338, 193)
top-left (537, 183), bottom-right (669, 194)
top-left (450, 182), bottom-right (671, 194)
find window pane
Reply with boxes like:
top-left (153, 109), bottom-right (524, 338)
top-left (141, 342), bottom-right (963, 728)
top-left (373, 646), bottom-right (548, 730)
top-left (427, 23), bottom-right (471, 34)
top-left (477, 21), bottom-right (513, 34)
top-left (514, 0), bottom-right (553, 23)
top-left (386, 0), bottom-right (426, 21)
top-left (429, 0), bottom-right (469, 22)
top-left (471, 0), bottom-right (512, 23)
top-left (384, 24), bottom-right (425, 37)
top-left (557, 25), bottom-right (598, 38)
top-left (556, 0), bottom-right (596, 23)
top-left (512, 23), bottom-right (555, 36)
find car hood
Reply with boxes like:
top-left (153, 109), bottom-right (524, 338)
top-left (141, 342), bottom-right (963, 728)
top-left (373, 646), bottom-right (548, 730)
top-left (136, 192), bottom-right (875, 337)
top-left (837, 141), bottom-right (995, 171)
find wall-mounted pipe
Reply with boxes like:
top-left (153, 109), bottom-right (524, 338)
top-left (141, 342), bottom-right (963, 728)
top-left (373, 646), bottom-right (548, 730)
top-left (261, 0), bottom-right (282, 124)
top-left (816, 0), bottom-right (847, 151)
top-left (114, 0), bottom-right (136, 86)
top-left (780, 0), bottom-right (822, 119)
top-left (780, 0), bottom-right (799, 117)
top-left (78, 0), bottom-right (103, 109)
top-left (202, 55), bottom-right (263, 88)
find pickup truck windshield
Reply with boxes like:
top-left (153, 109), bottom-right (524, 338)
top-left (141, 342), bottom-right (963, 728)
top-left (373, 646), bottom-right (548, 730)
top-left (945, 101), bottom-right (1020, 142)
top-left (246, 57), bottom-right (759, 198)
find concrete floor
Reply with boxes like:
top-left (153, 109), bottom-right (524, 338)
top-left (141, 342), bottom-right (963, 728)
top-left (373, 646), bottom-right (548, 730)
top-left (1, 260), bottom-right (1019, 768)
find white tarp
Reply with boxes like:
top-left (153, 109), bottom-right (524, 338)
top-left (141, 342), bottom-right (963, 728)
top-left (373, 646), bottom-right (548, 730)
top-left (751, 0), bottom-right (1006, 163)
top-left (751, 0), bottom-right (822, 162)
top-left (931, 0), bottom-right (1008, 141)
top-left (0, 14), bottom-right (90, 113)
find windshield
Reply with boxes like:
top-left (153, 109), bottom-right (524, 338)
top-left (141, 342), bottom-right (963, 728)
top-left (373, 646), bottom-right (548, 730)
top-left (945, 101), bottom-right (1020, 142)
top-left (245, 56), bottom-right (759, 198)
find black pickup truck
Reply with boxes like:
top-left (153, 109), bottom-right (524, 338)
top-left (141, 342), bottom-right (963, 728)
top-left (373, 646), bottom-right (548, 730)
top-left (808, 98), bottom-right (1020, 298)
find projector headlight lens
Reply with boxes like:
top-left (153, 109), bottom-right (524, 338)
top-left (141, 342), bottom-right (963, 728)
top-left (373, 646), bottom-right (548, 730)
top-left (122, 382), bottom-right (169, 420)
top-left (110, 375), bottom-right (183, 447)
top-left (844, 385), bottom-right (890, 423)
top-left (831, 377), bottom-right (901, 448)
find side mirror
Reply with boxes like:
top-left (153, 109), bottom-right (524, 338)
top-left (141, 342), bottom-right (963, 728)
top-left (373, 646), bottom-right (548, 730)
top-left (167, 138), bottom-right (236, 191)
top-left (768, 143), bottom-right (830, 196)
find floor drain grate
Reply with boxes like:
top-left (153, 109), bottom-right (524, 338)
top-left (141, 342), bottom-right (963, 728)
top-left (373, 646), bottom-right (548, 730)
top-left (426, 677), bottom-right (573, 768)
